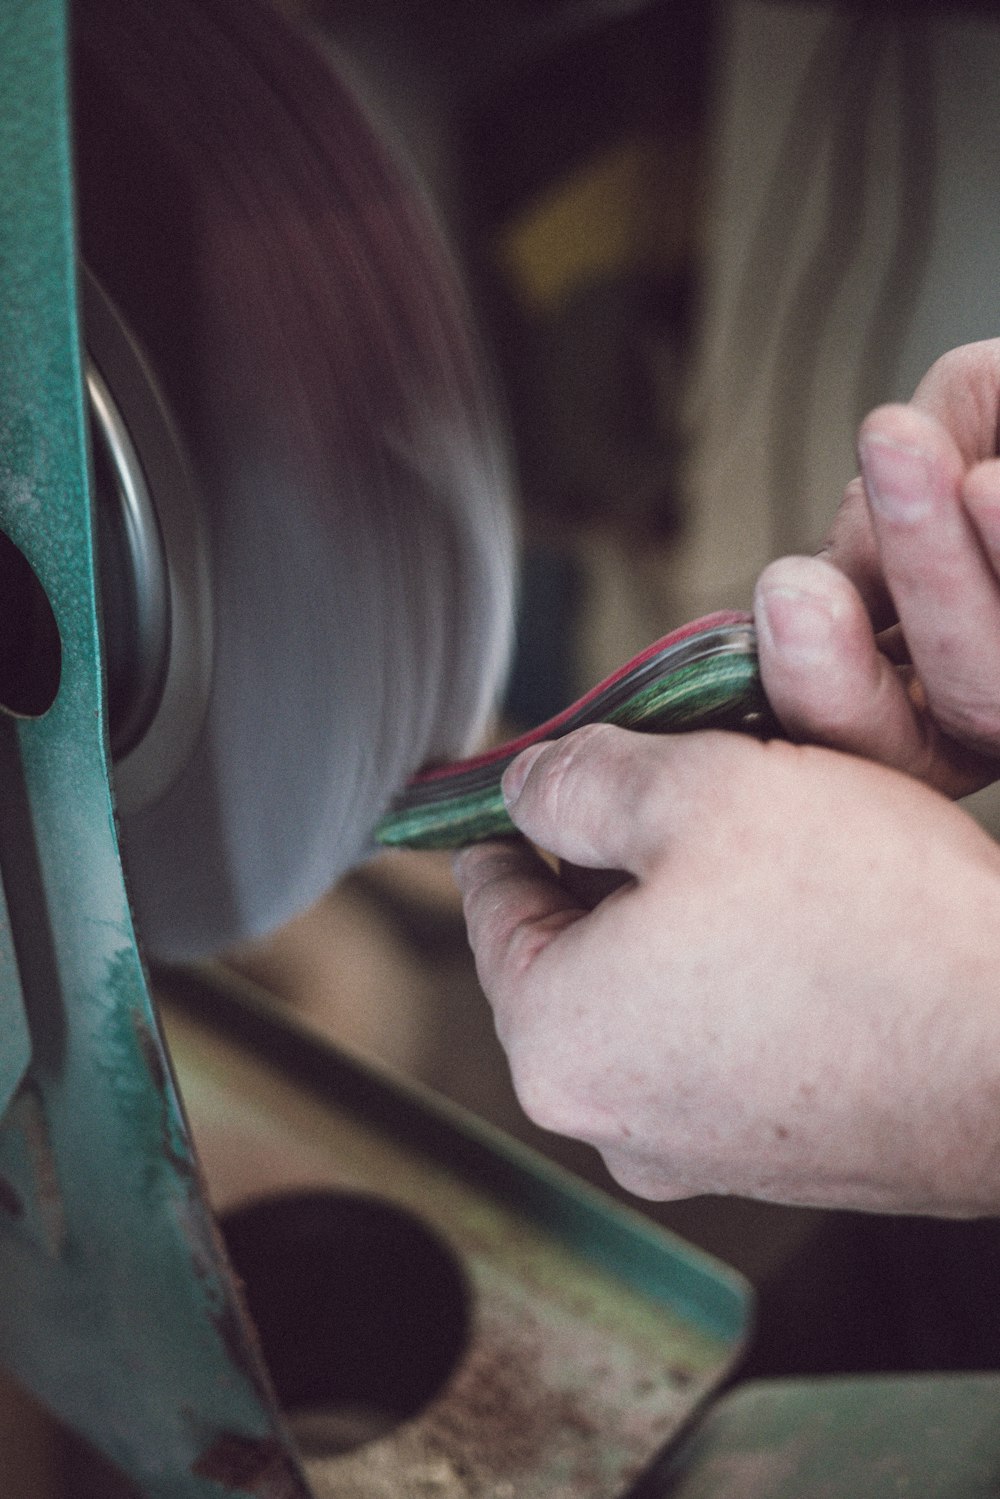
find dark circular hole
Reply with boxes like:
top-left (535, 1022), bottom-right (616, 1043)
top-left (221, 1190), bottom-right (471, 1454)
top-left (0, 531), bottom-right (62, 719)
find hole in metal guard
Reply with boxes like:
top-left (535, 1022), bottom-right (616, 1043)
top-left (0, 532), bottom-right (61, 720)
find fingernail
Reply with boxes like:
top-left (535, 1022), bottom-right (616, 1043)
top-left (755, 584), bottom-right (834, 664)
top-left (501, 742), bottom-right (547, 809)
top-left (858, 435), bottom-right (932, 522)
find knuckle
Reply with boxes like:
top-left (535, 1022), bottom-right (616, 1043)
top-left (560, 720), bottom-right (618, 767)
top-left (925, 346), bottom-right (968, 387)
top-left (918, 343), bottom-right (1000, 433)
top-left (508, 1054), bottom-right (572, 1134)
top-left (601, 1151), bottom-right (677, 1201)
top-left (914, 346), bottom-right (978, 408)
top-left (530, 723), bottom-right (614, 817)
top-left (508, 1046), bottom-right (595, 1139)
top-left (500, 915), bottom-right (557, 985)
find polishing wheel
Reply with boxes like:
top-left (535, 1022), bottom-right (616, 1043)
top-left (72, 0), bottom-right (516, 960)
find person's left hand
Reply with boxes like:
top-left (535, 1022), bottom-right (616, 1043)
top-left (754, 343), bottom-right (1000, 799)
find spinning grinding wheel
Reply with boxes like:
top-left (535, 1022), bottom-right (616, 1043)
top-left (0, 0), bottom-right (520, 1489)
top-left (74, 0), bottom-right (516, 958)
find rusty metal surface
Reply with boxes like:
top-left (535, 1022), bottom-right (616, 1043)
top-left (157, 964), bottom-right (752, 1499)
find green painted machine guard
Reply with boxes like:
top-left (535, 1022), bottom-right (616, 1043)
top-left (0, 2), bottom-right (312, 1492)
top-left (656, 1373), bottom-right (1000, 1498)
top-left (0, 4), bottom-right (752, 1495)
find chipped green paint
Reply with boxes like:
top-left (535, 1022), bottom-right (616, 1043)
top-left (0, 3), bottom-right (310, 1493)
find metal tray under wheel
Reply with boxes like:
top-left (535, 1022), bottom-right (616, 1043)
top-left (153, 962), bottom-right (752, 1499)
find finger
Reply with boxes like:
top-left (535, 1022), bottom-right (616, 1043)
top-left (909, 341), bottom-right (1000, 465)
top-left (858, 403), bottom-right (1000, 755)
top-left (452, 840), bottom-right (585, 1001)
top-left (819, 475), bottom-right (897, 628)
top-left (963, 456), bottom-right (1000, 571)
top-left (500, 724), bottom-right (679, 875)
top-left (754, 554), bottom-right (925, 765)
top-left (819, 342), bottom-right (1000, 628)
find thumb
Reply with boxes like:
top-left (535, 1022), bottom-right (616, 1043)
top-left (501, 723), bottom-right (674, 875)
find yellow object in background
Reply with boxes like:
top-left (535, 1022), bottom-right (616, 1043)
top-left (497, 132), bottom-right (698, 315)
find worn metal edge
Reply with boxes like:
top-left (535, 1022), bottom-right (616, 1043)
top-left (153, 960), bottom-right (755, 1355)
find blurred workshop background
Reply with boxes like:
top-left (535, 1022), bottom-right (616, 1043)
top-left (219, 0), bottom-right (1000, 1386)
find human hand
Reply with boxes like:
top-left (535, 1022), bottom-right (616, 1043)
top-left (754, 342), bottom-right (1000, 798)
top-left (454, 723), bottom-right (1000, 1214)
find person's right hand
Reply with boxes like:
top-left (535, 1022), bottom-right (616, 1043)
top-left (454, 723), bottom-right (1000, 1214)
top-left (753, 341), bottom-right (1000, 799)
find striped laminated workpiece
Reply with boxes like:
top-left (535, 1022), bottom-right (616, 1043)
top-left (376, 611), bottom-right (779, 851)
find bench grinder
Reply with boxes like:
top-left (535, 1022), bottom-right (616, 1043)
top-left (0, 1), bottom-right (753, 1494)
